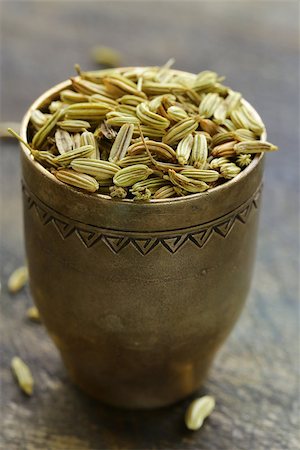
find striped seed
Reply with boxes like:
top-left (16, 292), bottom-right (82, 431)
top-left (148, 95), bottom-right (164, 112)
top-left (153, 185), bottom-right (177, 199)
top-left (233, 128), bottom-right (257, 142)
top-left (118, 95), bottom-right (145, 106)
top-left (234, 140), bottom-right (278, 154)
top-left (57, 120), bottom-right (91, 132)
top-left (198, 118), bottom-right (219, 136)
top-left (199, 93), bottom-right (223, 118)
top-left (116, 105), bottom-right (137, 116)
top-left (176, 134), bottom-right (194, 165)
top-left (230, 105), bottom-right (264, 135)
top-left (89, 94), bottom-right (118, 108)
top-left (209, 157), bottom-right (231, 170)
top-left (155, 58), bottom-right (176, 82)
top-left (225, 90), bottom-right (242, 114)
top-left (136, 102), bottom-right (170, 129)
top-left (127, 140), bottom-right (176, 161)
top-left (162, 118), bottom-right (198, 145)
top-left (211, 131), bottom-right (235, 148)
top-left (71, 132), bottom-right (81, 149)
top-left (32, 109), bottom-right (63, 149)
top-left (71, 158), bottom-right (120, 180)
top-left (49, 101), bottom-right (64, 113)
top-left (180, 168), bottom-right (219, 182)
top-left (173, 186), bottom-right (189, 196)
top-left (185, 88), bottom-right (202, 105)
top-left (109, 124), bottom-right (134, 162)
top-left (64, 103), bottom-right (113, 121)
top-left (167, 105), bottom-right (188, 121)
top-left (31, 150), bottom-right (60, 168)
top-left (133, 125), bottom-right (166, 139)
top-left (211, 141), bottom-right (237, 157)
top-left (53, 145), bottom-right (94, 166)
top-left (190, 133), bottom-right (208, 169)
top-left (209, 83), bottom-right (229, 96)
top-left (166, 169), bottom-right (210, 193)
top-left (55, 129), bottom-right (73, 154)
top-left (30, 110), bottom-right (51, 130)
top-left (71, 77), bottom-right (112, 96)
top-left (131, 177), bottom-right (167, 194)
top-left (54, 168), bottom-right (99, 192)
top-left (103, 74), bottom-right (146, 98)
top-left (213, 100), bottom-right (227, 123)
top-left (142, 81), bottom-right (184, 95)
top-left (106, 112), bottom-right (140, 127)
top-left (176, 95), bottom-right (199, 114)
top-left (60, 89), bottom-right (89, 103)
top-left (220, 162), bottom-right (241, 179)
top-left (150, 161), bottom-right (185, 173)
top-left (117, 154), bottom-right (152, 167)
top-left (113, 165), bottom-right (153, 187)
top-left (80, 131), bottom-right (100, 159)
top-left (74, 65), bottom-right (117, 83)
top-left (193, 71), bottom-right (220, 92)
top-left (219, 118), bottom-right (236, 132)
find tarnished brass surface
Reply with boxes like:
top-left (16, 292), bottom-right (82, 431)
top-left (20, 71), bottom-right (265, 409)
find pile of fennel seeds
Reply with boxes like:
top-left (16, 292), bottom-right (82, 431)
top-left (12, 65), bottom-right (278, 200)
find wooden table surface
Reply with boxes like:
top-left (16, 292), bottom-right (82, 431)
top-left (0, 2), bottom-right (299, 449)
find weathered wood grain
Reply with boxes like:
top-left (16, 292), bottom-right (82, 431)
top-left (0, 2), bottom-right (299, 449)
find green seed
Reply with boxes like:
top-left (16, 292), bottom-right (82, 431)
top-left (234, 140), bottom-right (278, 154)
top-left (54, 168), bottom-right (99, 192)
top-left (53, 145), bottom-right (94, 166)
top-left (180, 168), bottom-right (219, 182)
top-left (71, 158), bottom-right (120, 180)
top-left (32, 109), bottom-right (63, 149)
top-left (113, 165), bottom-right (153, 187)
top-left (163, 118), bottom-right (198, 145)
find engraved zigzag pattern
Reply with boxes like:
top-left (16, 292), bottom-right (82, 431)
top-left (22, 183), bottom-right (261, 255)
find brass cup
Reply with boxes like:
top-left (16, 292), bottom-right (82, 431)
top-left (20, 70), bottom-right (265, 409)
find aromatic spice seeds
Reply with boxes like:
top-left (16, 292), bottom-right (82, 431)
top-left (10, 64), bottom-right (278, 200)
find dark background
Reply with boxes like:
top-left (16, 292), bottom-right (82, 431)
top-left (0, 1), bottom-right (299, 449)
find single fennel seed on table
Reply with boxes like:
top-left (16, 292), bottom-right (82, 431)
top-left (11, 357), bottom-right (34, 396)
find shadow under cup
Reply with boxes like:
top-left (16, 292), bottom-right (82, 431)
top-left (20, 75), bottom-right (264, 409)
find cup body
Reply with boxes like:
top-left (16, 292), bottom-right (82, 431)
top-left (20, 76), bottom-right (264, 409)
